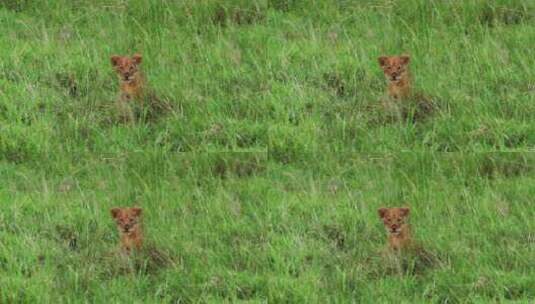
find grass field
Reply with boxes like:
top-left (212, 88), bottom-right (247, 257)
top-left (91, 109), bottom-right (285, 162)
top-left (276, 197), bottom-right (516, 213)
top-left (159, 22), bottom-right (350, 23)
top-left (0, 0), bottom-right (534, 302)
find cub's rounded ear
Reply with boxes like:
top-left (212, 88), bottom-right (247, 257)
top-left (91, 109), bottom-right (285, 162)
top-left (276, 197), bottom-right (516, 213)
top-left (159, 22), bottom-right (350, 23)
top-left (132, 54), bottom-right (142, 65)
top-left (111, 55), bottom-right (121, 67)
top-left (399, 55), bottom-right (410, 65)
top-left (131, 207), bottom-right (142, 216)
top-left (110, 208), bottom-right (121, 218)
top-left (400, 207), bottom-right (410, 217)
top-left (378, 56), bottom-right (388, 67)
top-left (378, 208), bottom-right (388, 218)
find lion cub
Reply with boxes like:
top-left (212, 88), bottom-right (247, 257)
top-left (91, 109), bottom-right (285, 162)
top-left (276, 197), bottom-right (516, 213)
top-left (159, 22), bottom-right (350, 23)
top-left (377, 55), bottom-right (436, 122)
top-left (378, 55), bottom-right (412, 100)
top-left (111, 54), bottom-right (146, 121)
top-left (378, 207), bottom-right (412, 251)
top-left (377, 207), bottom-right (440, 274)
top-left (111, 207), bottom-right (143, 253)
top-left (111, 53), bottom-right (173, 122)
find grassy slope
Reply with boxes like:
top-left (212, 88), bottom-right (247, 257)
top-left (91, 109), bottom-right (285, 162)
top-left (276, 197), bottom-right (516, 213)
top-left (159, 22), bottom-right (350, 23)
top-left (0, 0), bottom-right (534, 302)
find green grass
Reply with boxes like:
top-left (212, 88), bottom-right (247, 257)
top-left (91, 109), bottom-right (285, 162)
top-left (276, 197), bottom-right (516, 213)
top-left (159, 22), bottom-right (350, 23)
top-left (0, 0), bottom-right (534, 302)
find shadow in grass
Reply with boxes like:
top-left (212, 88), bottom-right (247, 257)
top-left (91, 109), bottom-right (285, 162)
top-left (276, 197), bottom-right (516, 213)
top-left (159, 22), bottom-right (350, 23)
top-left (0, 0), bottom-right (30, 12)
top-left (212, 155), bottom-right (267, 178)
top-left (212, 5), bottom-right (265, 27)
top-left (46, 67), bottom-right (105, 100)
top-left (100, 92), bottom-right (178, 127)
top-left (53, 72), bottom-right (80, 98)
top-left (138, 92), bottom-right (178, 123)
top-left (368, 93), bottom-right (440, 126)
top-left (100, 245), bottom-right (178, 277)
top-left (479, 4), bottom-right (533, 27)
top-left (323, 72), bottom-right (347, 98)
top-left (477, 154), bottom-right (534, 179)
top-left (320, 68), bottom-right (368, 100)
top-left (54, 224), bottom-right (79, 252)
top-left (268, 0), bottom-right (293, 12)
top-left (365, 245), bottom-right (445, 278)
top-left (0, 133), bottom-right (41, 164)
top-left (322, 224), bottom-right (346, 250)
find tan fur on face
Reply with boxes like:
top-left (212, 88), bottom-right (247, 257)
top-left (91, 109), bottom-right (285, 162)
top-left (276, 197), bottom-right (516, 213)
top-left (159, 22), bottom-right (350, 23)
top-left (378, 207), bottom-right (411, 250)
top-left (111, 54), bottom-right (143, 82)
top-left (378, 55), bottom-right (412, 99)
top-left (111, 207), bottom-right (143, 253)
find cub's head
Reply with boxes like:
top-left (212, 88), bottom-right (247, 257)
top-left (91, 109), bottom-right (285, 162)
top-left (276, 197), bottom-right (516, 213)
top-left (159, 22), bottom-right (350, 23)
top-left (378, 207), bottom-right (410, 235)
top-left (110, 207), bottom-right (142, 234)
top-left (110, 54), bottom-right (142, 82)
top-left (378, 55), bottom-right (410, 82)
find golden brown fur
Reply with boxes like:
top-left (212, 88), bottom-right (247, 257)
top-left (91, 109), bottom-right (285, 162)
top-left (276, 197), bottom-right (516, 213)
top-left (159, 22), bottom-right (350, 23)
top-left (378, 207), bottom-right (412, 251)
top-left (111, 207), bottom-right (143, 253)
top-left (378, 55), bottom-right (412, 99)
top-left (111, 54), bottom-right (146, 121)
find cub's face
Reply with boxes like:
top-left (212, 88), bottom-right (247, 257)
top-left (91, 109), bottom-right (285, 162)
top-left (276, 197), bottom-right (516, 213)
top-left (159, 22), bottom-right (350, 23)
top-left (378, 207), bottom-right (410, 235)
top-left (111, 54), bottom-right (142, 82)
top-left (378, 55), bottom-right (410, 82)
top-left (111, 207), bottom-right (142, 234)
